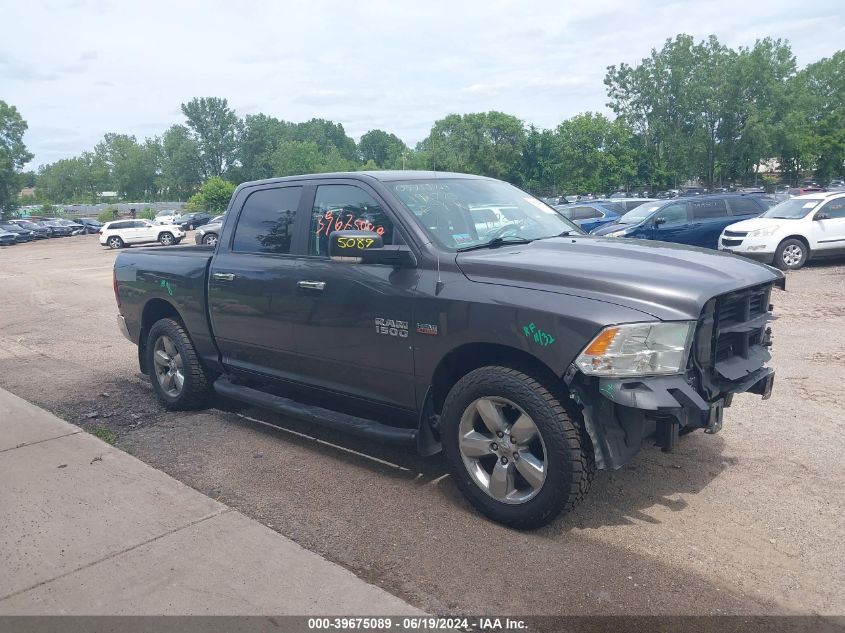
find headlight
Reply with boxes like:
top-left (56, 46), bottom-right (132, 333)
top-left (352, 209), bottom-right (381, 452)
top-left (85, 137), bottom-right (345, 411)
top-left (605, 230), bottom-right (629, 238)
top-left (747, 225), bottom-right (780, 238)
top-left (575, 322), bottom-right (695, 377)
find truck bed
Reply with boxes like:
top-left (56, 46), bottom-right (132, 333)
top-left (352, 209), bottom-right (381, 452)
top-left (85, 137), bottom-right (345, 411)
top-left (114, 245), bottom-right (218, 367)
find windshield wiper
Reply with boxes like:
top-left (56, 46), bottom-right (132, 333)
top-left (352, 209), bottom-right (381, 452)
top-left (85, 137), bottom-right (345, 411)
top-left (457, 236), bottom-right (534, 252)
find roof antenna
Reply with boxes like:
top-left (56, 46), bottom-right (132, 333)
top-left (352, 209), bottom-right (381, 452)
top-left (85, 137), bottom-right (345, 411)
top-left (435, 251), bottom-right (444, 295)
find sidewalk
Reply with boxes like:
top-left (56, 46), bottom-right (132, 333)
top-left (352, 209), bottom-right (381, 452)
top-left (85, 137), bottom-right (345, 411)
top-left (0, 387), bottom-right (420, 615)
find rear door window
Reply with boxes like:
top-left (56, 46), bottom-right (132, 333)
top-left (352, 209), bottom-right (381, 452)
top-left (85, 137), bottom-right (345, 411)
top-left (727, 197), bottom-right (763, 216)
top-left (690, 199), bottom-right (728, 219)
top-left (567, 206), bottom-right (603, 220)
top-left (232, 186), bottom-right (303, 255)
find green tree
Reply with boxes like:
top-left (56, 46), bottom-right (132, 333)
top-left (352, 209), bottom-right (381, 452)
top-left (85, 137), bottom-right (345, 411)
top-left (94, 133), bottom-right (158, 199)
top-left (419, 111), bottom-right (526, 180)
top-left (0, 101), bottom-right (33, 218)
top-left (293, 118), bottom-right (358, 163)
top-left (785, 50), bottom-right (845, 182)
top-left (551, 113), bottom-right (637, 194)
top-left (180, 97), bottom-right (241, 178)
top-left (358, 129), bottom-right (408, 168)
top-left (237, 114), bottom-right (294, 181)
top-left (185, 176), bottom-right (236, 213)
top-left (518, 126), bottom-right (557, 193)
top-left (160, 125), bottom-right (203, 199)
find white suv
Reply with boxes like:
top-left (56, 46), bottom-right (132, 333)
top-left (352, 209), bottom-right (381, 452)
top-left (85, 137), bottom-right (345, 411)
top-left (99, 219), bottom-right (185, 249)
top-left (153, 210), bottom-right (182, 225)
top-left (719, 192), bottom-right (845, 270)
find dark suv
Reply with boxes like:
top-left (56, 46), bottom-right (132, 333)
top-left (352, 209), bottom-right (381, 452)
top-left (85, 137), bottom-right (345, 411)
top-left (590, 194), bottom-right (768, 249)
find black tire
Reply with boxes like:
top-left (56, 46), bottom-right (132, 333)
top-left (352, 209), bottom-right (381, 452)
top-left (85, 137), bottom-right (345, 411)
top-left (442, 365), bottom-right (595, 529)
top-left (159, 232), bottom-right (175, 246)
top-left (107, 236), bottom-right (124, 249)
top-left (146, 318), bottom-right (212, 410)
top-left (188, 223), bottom-right (195, 231)
top-left (203, 233), bottom-right (218, 246)
top-left (774, 238), bottom-right (808, 270)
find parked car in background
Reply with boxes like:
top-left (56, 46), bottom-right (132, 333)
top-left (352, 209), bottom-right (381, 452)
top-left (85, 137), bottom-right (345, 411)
top-left (193, 215), bottom-right (225, 246)
top-left (719, 192), bottom-right (845, 270)
top-left (36, 220), bottom-right (75, 237)
top-left (553, 202), bottom-right (623, 233)
top-left (0, 229), bottom-right (17, 246)
top-left (100, 219), bottom-right (185, 249)
top-left (154, 210), bottom-right (182, 225)
top-left (679, 187), bottom-right (707, 196)
top-left (46, 218), bottom-right (85, 235)
top-left (591, 194), bottom-right (769, 249)
top-left (178, 212), bottom-right (212, 231)
top-left (9, 219), bottom-right (50, 239)
top-left (0, 221), bottom-right (36, 242)
top-left (655, 190), bottom-right (679, 199)
top-left (75, 218), bottom-right (104, 234)
top-left (595, 197), bottom-right (657, 212)
top-left (828, 179), bottom-right (845, 190)
top-left (789, 186), bottom-right (826, 197)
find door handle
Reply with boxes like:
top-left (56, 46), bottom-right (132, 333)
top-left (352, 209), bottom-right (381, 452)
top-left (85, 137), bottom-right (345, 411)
top-left (297, 280), bottom-right (326, 291)
top-left (212, 272), bottom-right (235, 282)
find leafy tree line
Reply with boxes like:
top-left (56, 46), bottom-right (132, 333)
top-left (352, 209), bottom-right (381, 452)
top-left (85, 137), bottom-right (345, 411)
top-left (5, 34), bottom-right (844, 214)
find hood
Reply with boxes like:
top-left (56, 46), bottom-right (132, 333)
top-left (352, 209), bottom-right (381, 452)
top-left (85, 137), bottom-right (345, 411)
top-left (456, 236), bottom-right (783, 320)
top-left (722, 217), bottom-right (785, 232)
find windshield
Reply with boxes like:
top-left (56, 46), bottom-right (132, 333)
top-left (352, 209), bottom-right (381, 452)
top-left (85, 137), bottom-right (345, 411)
top-left (15, 221), bottom-right (39, 229)
top-left (617, 202), bottom-right (664, 224)
top-left (762, 198), bottom-right (822, 219)
top-left (386, 178), bottom-right (581, 250)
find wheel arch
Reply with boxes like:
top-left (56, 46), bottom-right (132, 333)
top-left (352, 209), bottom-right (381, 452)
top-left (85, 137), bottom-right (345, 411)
top-left (427, 342), bottom-right (560, 418)
top-left (138, 298), bottom-right (185, 374)
top-left (780, 234), bottom-right (811, 253)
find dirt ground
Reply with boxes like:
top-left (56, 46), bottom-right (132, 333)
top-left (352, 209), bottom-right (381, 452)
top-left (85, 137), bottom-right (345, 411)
top-left (1, 235), bottom-right (843, 617)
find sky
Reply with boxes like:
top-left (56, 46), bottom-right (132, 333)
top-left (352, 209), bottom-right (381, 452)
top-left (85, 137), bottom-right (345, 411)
top-left (3, 0), bottom-right (844, 169)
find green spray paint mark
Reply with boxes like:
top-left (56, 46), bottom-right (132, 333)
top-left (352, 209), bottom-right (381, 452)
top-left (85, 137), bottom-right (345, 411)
top-left (522, 322), bottom-right (555, 347)
top-left (159, 280), bottom-right (174, 296)
top-left (600, 383), bottom-right (615, 400)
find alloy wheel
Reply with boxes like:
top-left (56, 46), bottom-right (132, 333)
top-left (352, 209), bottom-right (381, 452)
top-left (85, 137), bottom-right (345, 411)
top-left (458, 396), bottom-right (547, 504)
top-left (782, 244), bottom-right (803, 266)
top-left (153, 335), bottom-right (184, 397)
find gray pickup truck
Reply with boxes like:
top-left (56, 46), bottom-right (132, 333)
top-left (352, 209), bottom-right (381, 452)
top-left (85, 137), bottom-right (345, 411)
top-left (113, 171), bottom-right (783, 528)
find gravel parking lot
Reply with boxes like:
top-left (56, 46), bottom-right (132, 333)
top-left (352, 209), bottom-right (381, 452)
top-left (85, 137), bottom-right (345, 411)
top-left (1, 235), bottom-right (843, 616)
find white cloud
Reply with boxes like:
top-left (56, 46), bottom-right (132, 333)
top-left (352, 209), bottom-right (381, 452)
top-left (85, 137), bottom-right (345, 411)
top-left (3, 0), bottom-right (844, 167)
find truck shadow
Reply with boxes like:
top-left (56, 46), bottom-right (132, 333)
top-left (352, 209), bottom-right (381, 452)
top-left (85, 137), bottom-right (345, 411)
top-left (222, 399), bottom-right (731, 532)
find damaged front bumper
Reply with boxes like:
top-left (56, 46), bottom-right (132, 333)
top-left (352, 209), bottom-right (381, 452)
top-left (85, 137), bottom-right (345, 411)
top-left (564, 367), bottom-right (775, 470)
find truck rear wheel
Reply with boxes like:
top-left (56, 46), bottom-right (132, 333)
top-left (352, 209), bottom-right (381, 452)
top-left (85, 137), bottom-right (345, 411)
top-left (441, 365), bottom-right (594, 529)
top-left (146, 318), bottom-right (212, 410)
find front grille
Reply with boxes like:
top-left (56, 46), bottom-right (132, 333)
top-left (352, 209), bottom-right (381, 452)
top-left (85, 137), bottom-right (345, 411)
top-left (715, 285), bottom-right (768, 327)
top-left (694, 283), bottom-right (773, 390)
top-left (724, 230), bottom-right (748, 237)
top-left (721, 238), bottom-right (743, 247)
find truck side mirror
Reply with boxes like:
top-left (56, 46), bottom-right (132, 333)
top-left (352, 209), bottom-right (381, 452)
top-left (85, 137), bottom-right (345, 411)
top-left (654, 216), bottom-right (667, 226)
top-left (329, 230), bottom-right (383, 260)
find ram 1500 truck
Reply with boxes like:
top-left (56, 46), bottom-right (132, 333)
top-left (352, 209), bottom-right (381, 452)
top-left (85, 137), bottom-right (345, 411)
top-left (113, 171), bottom-right (783, 528)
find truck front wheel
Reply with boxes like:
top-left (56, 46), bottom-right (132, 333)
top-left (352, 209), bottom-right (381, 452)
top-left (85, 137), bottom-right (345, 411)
top-left (146, 318), bottom-right (212, 410)
top-left (441, 365), bottom-right (594, 529)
